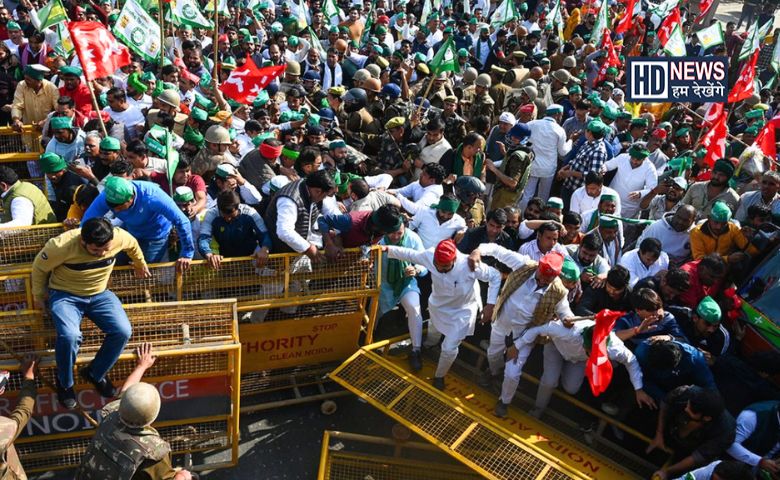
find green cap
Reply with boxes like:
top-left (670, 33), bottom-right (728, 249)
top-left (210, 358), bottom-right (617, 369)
top-left (710, 200), bottom-right (732, 222)
top-left (50, 116), bottom-right (73, 130)
top-left (601, 104), bottom-right (617, 121)
top-left (586, 119), bottom-right (608, 134)
top-left (253, 90), bottom-right (270, 107)
top-left (745, 109), bottom-right (763, 120)
top-left (23, 64), bottom-right (48, 80)
top-left (713, 158), bottom-right (735, 177)
top-left (104, 176), bottom-right (134, 205)
top-left (600, 193), bottom-right (618, 203)
top-left (59, 65), bottom-right (83, 77)
top-left (606, 66), bottom-right (618, 76)
top-left (100, 136), bottom-right (121, 151)
top-left (191, 107), bottom-right (208, 122)
top-left (173, 186), bottom-right (195, 203)
top-left (547, 197), bottom-right (564, 209)
top-left (569, 85), bottom-right (582, 94)
top-left (183, 126), bottom-right (205, 147)
top-left (458, 48), bottom-right (469, 57)
top-left (431, 196), bottom-right (460, 213)
top-left (675, 127), bottom-right (690, 137)
top-left (39, 152), bottom-right (67, 173)
top-left (744, 125), bottom-right (760, 135)
top-left (631, 117), bottom-right (648, 127)
top-left (696, 296), bottom-right (722, 324)
top-left (560, 258), bottom-right (581, 282)
top-left (6, 21), bottom-right (20, 31)
top-left (599, 216), bottom-right (619, 228)
top-left (628, 144), bottom-right (650, 159)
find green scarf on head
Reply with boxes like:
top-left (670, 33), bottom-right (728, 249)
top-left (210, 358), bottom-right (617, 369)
top-left (385, 230), bottom-right (412, 298)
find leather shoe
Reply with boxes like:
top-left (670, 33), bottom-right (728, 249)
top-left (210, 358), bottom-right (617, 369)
top-left (408, 350), bottom-right (422, 372)
top-left (56, 379), bottom-right (77, 410)
top-left (432, 377), bottom-right (445, 391)
top-left (79, 366), bottom-right (117, 398)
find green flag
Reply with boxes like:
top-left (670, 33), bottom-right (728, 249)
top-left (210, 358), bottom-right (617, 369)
top-left (549, 0), bottom-right (565, 44)
top-left (36, 0), bottom-right (68, 31)
top-left (695, 21), bottom-right (724, 49)
top-left (591, 0), bottom-right (609, 45)
top-left (112, 0), bottom-right (163, 64)
top-left (54, 23), bottom-right (74, 57)
top-left (772, 37), bottom-right (780, 72)
top-left (429, 37), bottom-right (458, 74)
top-left (165, 128), bottom-right (179, 190)
top-left (738, 20), bottom-right (770, 61)
top-left (489, 0), bottom-right (519, 27)
top-left (309, 27), bottom-right (327, 60)
top-left (663, 24), bottom-right (686, 56)
top-left (172, 0), bottom-right (213, 29)
top-left (321, 0), bottom-right (343, 25)
top-left (360, 3), bottom-right (376, 47)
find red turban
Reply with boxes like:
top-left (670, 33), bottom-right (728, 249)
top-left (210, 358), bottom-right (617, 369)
top-left (434, 239), bottom-right (457, 264)
top-left (538, 252), bottom-right (564, 276)
top-left (652, 128), bottom-right (667, 139)
top-left (259, 142), bottom-right (283, 159)
top-left (519, 104), bottom-right (535, 114)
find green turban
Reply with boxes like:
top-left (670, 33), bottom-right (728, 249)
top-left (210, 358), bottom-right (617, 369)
top-left (710, 200), bottom-right (732, 222)
top-left (431, 196), bottom-right (460, 213)
top-left (696, 296), bottom-right (722, 324)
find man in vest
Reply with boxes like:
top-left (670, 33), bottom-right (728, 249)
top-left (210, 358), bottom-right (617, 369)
top-left (382, 239), bottom-right (501, 390)
top-left (264, 170), bottom-right (337, 258)
top-left (0, 353), bottom-right (37, 480)
top-left (0, 166), bottom-right (56, 226)
top-left (468, 246), bottom-right (573, 418)
top-left (76, 343), bottom-right (193, 480)
top-left (31, 218), bottom-right (151, 409)
top-left (727, 400), bottom-right (780, 474)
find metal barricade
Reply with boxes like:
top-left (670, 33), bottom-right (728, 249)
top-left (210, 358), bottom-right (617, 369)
top-left (0, 125), bottom-right (43, 171)
top-left (0, 299), bottom-right (241, 473)
top-left (0, 223), bottom-right (64, 266)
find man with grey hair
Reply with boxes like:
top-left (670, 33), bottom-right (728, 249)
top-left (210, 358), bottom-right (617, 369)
top-left (734, 171), bottom-right (780, 223)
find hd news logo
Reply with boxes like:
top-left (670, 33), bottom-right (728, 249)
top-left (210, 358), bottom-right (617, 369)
top-left (625, 57), bottom-right (728, 103)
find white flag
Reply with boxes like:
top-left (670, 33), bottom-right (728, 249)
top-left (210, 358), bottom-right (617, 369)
top-left (695, 21), bottom-right (724, 49)
top-left (112, 0), bottom-right (162, 64)
top-left (663, 24), bottom-right (687, 57)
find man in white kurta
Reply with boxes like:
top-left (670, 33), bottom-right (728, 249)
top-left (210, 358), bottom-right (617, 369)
top-left (518, 318), bottom-right (655, 417)
top-left (521, 105), bottom-right (572, 209)
top-left (469, 244), bottom-right (573, 416)
top-left (601, 144), bottom-right (658, 218)
top-left (385, 239), bottom-right (501, 390)
top-left (408, 197), bottom-right (468, 248)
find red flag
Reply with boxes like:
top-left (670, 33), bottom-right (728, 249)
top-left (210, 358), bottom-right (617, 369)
top-left (67, 21), bottom-right (132, 82)
top-left (585, 309), bottom-right (624, 397)
top-left (702, 102), bottom-right (724, 126)
top-left (695, 0), bottom-right (714, 23)
top-left (615, 0), bottom-right (636, 34)
top-left (699, 113), bottom-right (728, 170)
top-left (219, 58), bottom-right (286, 104)
top-left (728, 51), bottom-right (759, 104)
top-left (753, 120), bottom-right (778, 169)
top-left (657, 7), bottom-right (681, 46)
top-left (595, 31), bottom-right (621, 84)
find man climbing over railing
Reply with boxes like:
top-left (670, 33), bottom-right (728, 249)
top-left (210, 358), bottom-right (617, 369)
top-left (31, 218), bottom-right (151, 409)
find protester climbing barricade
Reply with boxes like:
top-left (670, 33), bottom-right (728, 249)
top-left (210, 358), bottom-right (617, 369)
top-left (0, 298), bottom-right (241, 473)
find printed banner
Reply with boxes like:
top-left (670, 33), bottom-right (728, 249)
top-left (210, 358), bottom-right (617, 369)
top-left (112, 0), bottom-right (162, 64)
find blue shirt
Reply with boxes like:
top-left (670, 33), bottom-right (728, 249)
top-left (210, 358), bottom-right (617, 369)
top-left (198, 204), bottom-right (271, 257)
top-left (635, 340), bottom-right (716, 401)
top-left (83, 180), bottom-right (195, 259)
top-left (614, 311), bottom-right (689, 348)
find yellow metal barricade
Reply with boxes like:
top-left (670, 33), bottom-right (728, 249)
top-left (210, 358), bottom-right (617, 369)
top-left (0, 223), bottom-right (64, 266)
top-left (0, 299), bottom-right (241, 473)
top-left (318, 431), bottom-right (482, 480)
top-left (0, 125), bottom-right (43, 170)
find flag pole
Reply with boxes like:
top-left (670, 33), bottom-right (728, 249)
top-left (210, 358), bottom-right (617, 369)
top-left (213, 8), bottom-right (219, 83)
top-left (413, 74), bottom-right (437, 125)
top-left (87, 81), bottom-right (109, 138)
top-left (158, 0), bottom-right (165, 75)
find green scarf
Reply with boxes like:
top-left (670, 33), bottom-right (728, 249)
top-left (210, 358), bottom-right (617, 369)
top-left (453, 145), bottom-right (484, 178)
top-left (385, 231), bottom-right (413, 298)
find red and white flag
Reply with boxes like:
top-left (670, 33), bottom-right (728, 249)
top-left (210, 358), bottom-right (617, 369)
top-left (702, 102), bottom-right (724, 126)
top-left (614, 0), bottom-right (636, 34)
top-left (728, 50), bottom-right (759, 103)
top-left (595, 30), bottom-right (621, 84)
top-left (657, 7), bottom-right (681, 46)
top-left (753, 114), bottom-right (780, 170)
top-left (219, 58), bottom-right (286, 104)
top-left (585, 309), bottom-right (624, 396)
top-left (695, 0), bottom-right (715, 23)
top-left (68, 21), bottom-right (131, 81)
top-left (699, 113), bottom-right (728, 170)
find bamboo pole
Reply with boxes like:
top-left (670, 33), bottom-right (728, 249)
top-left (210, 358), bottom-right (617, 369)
top-left (158, 0), bottom-right (165, 75)
top-left (87, 81), bottom-right (109, 138)
top-left (213, 8), bottom-right (219, 82)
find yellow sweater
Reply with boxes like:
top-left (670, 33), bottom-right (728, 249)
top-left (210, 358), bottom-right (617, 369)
top-left (31, 227), bottom-right (146, 300)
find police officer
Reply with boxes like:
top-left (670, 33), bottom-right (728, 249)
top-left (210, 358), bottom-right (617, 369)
top-left (468, 74), bottom-right (495, 124)
top-left (343, 88), bottom-right (381, 155)
top-left (0, 354), bottom-right (37, 480)
top-left (455, 175), bottom-right (486, 228)
top-left (380, 84), bottom-right (410, 126)
top-left (76, 343), bottom-right (193, 480)
top-left (441, 95), bottom-right (468, 148)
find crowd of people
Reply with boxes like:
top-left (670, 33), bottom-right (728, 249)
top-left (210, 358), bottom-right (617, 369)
top-left (0, 0), bottom-right (779, 477)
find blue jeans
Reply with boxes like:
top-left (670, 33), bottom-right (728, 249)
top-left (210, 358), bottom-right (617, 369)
top-left (50, 289), bottom-right (132, 388)
top-left (117, 237), bottom-right (169, 265)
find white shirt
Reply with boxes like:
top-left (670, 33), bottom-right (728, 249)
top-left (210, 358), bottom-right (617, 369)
top-left (409, 207), bottom-right (467, 248)
top-left (520, 319), bottom-right (643, 390)
top-left (207, 183), bottom-right (263, 210)
top-left (603, 154), bottom-right (658, 218)
top-left (517, 238), bottom-right (569, 262)
top-left (478, 243), bottom-right (573, 337)
top-left (735, 190), bottom-right (779, 223)
top-left (0, 187), bottom-right (34, 227)
top-left (570, 185), bottom-right (622, 216)
top-left (618, 248), bottom-right (670, 288)
top-left (394, 181), bottom-right (443, 204)
top-left (274, 194), bottom-right (339, 253)
top-left (728, 409), bottom-right (780, 467)
top-left (103, 104), bottom-right (145, 129)
top-left (128, 94), bottom-right (153, 112)
top-left (528, 118), bottom-right (572, 177)
top-left (387, 247), bottom-right (501, 338)
top-left (637, 213), bottom-right (693, 263)
top-left (418, 136), bottom-right (452, 166)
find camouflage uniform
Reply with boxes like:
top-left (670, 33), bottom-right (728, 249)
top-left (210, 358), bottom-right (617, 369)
top-left (458, 198), bottom-right (485, 229)
top-left (375, 133), bottom-right (405, 173)
top-left (366, 98), bottom-right (386, 123)
top-left (383, 99), bottom-right (412, 127)
top-left (345, 108), bottom-right (381, 155)
top-left (489, 82), bottom-right (512, 116)
top-left (467, 93), bottom-right (495, 124)
top-left (490, 147), bottom-right (533, 209)
top-left (442, 113), bottom-right (468, 148)
top-left (0, 379), bottom-right (36, 480)
top-left (75, 399), bottom-right (176, 480)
